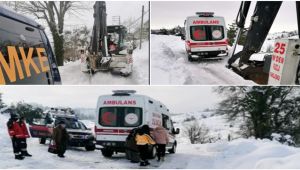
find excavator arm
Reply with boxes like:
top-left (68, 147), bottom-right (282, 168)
top-left (226, 1), bottom-right (300, 84)
top-left (90, 1), bottom-right (108, 57)
top-left (228, 1), bottom-right (282, 66)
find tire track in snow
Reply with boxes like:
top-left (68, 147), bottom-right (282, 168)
top-left (151, 35), bottom-right (255, 85)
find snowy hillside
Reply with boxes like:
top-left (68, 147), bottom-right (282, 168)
top-left (2, 112), bottom-right (300, 168)
top-left (59, 41), bottom-right (149, 85)
top-left (151, 35), bottom-right (254, 85)
top-left (172, 111), bottom-right (241, 144)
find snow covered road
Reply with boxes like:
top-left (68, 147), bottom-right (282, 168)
top-left (151, 35), bottom-right (255, 85)
top-left (58, 41), bottom-right (149, 85)
top-left (2, 113), bottom-right (300, 169)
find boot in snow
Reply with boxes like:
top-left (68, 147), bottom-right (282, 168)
top-left (140, 162), bottom-right (146, 166)
top-left (161, 157), bottom-right (165, 162)
top-left (22, 151), bottom-right (32, 157)
top-left (15, 154), bottom-right (24, 160)
top-left (58, 154), bottom-right (65, 158)
top-left (145, 160), bottom-right (150, 166)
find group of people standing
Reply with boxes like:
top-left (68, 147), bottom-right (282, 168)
top-left (126, 124), bottom-right (169, 167)
top-left (6, 113), bottom-right (32, 160)
top-left (6, 112), bottom-right (169, 166)
top-left (6, 113), bottom-right (69, 160)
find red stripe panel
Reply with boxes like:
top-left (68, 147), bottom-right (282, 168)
top-left (190, 41), bottom-right (227, 46)
top-left (191, 45), bottom-right (227, 48)
top-left (29, 125), bottom-right (50, 132)
top-left (95, 127), bottom-right (131, 135)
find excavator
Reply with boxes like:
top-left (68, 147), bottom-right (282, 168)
top-left (227, 1), bottom-right (300, 85)
top-left (84, 1), bottom-right (133, 76)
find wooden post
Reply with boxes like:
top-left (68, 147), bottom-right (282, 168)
top-left (139, 5), bottom-right (144, 49)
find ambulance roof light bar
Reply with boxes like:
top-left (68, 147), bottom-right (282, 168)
top-left (196, 12), bottom-right (214, 17)
top-left (112, 90), bottom-right (136, 96)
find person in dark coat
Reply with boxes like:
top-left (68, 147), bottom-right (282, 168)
top-left (19, 116), bottom-right (32, 157)
top-left (125, 128), bottom-right (140, 163)
top-left (7, 113), bottom-right (24, 160)
top-left (53, 121), bottom-right (69, 158)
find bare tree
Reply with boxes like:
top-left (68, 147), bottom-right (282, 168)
top-left (15, 1), bottom-right (88, 66)
top-left (184, 120), bottom-right (210, 144)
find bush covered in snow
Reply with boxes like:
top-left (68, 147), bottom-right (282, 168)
top-left (184, 120), bottom-right (212, 144)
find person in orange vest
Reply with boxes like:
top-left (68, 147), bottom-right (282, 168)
top-left (135, 125), bottom-right (155, 166)
top-left (19, 116), bottom-right (32, 157)
top-left (7, 113), bottom-right (24, 160)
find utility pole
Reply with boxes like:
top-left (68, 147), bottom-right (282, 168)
top-left (139, 5), bottom-right (144, 49)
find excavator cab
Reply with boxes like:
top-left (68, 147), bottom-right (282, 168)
top-left (107, 25), bottom-right (128, 55)
top-left (85, 1), bottom-right (133, 76)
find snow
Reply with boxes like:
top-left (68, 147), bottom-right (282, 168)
top-left (58, 41), bottom-right (149, 85)
top-left (151, 35), bottom-right (255, 85)
top-left (2, 112), bottom-right (300, 168)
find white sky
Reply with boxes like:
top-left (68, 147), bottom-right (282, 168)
top-left (1, 1), bottom-right (149, 43)
top-left (0, 86), bottom-right (221, 113)
top-left (64, 1), bottom-right (149, 29)
top-left (151, 1), bottom-right (298, 33)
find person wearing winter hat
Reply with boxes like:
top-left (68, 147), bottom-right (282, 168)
top-left (53, 121), bottom-right (69, 158)
top-left (18, 116), bottom-right (32, 157)
top-left (152, 125), bottom-right (169, 162)
top-left (7, 112), bottom-right (24, 160)
top-left (135, 125), bottom-right (155, 166)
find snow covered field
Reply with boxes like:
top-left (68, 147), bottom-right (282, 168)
top-left (151, 35), bottom-right (254, 85)
top-left (58, 41), bottom-right (149, 85)
top-left (2, 111), bottom-right (300, 169)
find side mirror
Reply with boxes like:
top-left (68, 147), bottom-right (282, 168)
top-left (181, 35), bottom-right (185, 40)
top-left (175, 128), bottom-right (180, 134)
top-left (172, 128), bottom-right (180, 134)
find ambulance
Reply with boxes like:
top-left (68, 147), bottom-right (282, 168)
top-left (0, 6), bottom-right (61, 84)
top-left (95, 90), bottom-right (180, 158)
top-left (183, 12), bottom-right (228, 61)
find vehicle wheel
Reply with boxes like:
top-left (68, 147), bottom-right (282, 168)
top-left (85, 144), bottom-right (96, 151)
top-left (149, 146), bottom-right (157, 159)
top-left (188, 55), bottom-right (193, 62)
top-left (39, 138), bottom-right (46, 144)
top-left (89, 68), bottom-right (95, 75)
top-left (169, 143), bottom-right (177, 154)
top-left (120, 72), bottom-right (130, 77)
top-left (101, 149), bottom-right (114, 157)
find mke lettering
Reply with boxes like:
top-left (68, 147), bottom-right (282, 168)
top-left (0, 46), bottom-right (50, 84)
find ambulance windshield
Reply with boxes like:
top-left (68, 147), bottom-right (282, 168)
top-left (99, 107), bottom-right (142, 127)
top-left (190, 25), bottom-right (224, 41)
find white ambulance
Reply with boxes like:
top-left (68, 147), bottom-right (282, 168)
top-left (183, 12), bottom-right (228, 61)
top-left (95, 90), bottom-right (180, 158)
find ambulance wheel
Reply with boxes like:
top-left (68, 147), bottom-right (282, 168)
top-left (169, 143), bottom-right (177, 154)
top-left (39, 138), bottom-right (46, 144)
top-left (101, 149), bottom-right (113, 157)
top-left (188, 55), bottom-right (193, 62)
top-left (149, 146), bottom-right (157, 159)
top-left (85, 144), bottom-right (95, 151)
top-left (120, 72), bottom-right (131, 77)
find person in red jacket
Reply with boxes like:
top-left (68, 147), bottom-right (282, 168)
top-left (7, 113), bottom-right (24, 160)
top-left (19, 116), bottom-right (32, 157)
